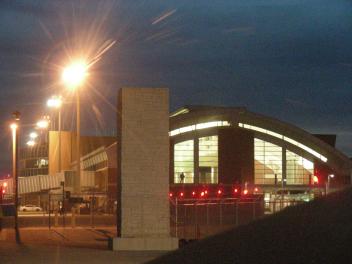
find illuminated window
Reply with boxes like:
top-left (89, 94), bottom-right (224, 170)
top-left (174, 140), bottom-right (194, 183)
top-left (286, 150), bottom-right (314, 185)
top-left (239, 123), bottom-right (327, 162)
top-left (199, 136), bottom-right (218, 184)
top-left (255, 138), bottom-right (282, 185)
top-left (169, 121), bottom-right (230, 137)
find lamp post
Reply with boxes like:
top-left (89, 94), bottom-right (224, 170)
top-left (47, 96), bottom-right (63, 173)
top-left (62, 60), bottom-right (87, 194)
top-left (11, 111), bottom-right (21, 244)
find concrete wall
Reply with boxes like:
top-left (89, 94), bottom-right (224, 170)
top-left (48, 131), bottom-right (73, 175)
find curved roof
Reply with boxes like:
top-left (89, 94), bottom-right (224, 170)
top-left (170, 105), bottom-right (352, 176)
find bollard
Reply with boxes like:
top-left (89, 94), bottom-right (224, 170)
top-left (71, 207), bottom-right (76, 228)
top-left (54, 210), bottom-right (59, 227)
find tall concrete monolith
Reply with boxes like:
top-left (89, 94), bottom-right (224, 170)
top-left (113, 87), bottom-right (178, 251)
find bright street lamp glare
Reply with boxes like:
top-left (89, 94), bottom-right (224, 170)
top-left (47, 96), bottom-right (62, 108)
top-left (10, 123), bottom-right (18, 130)
top-left (62, 61), bottom-right (87, 89)
top-left (26, 140), bottom-right (35, 147)
top-left (29, 132), bottom-right (38, 139)
top-left (37, 120), bottom-right (49, 129)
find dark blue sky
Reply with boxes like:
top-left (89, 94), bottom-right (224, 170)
top-left (0, 0), bottom-right (352, 175)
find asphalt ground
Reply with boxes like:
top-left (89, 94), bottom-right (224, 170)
top-left (0, 227), bottom-right (166, 263)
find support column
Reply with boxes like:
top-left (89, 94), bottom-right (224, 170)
top-left (114, 88), bottom-right (178, 251)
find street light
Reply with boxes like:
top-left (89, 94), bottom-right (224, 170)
top-left (47, 95), bottom-right (63, 173)
top-left (10, 111), bottom-right (21, 244)
top-left (29, 132), bottom-right (38, 139)
top-left (36, 117), bottom-right (50, 129)
top-left (26, 140), bottom-right (35, 147)
top-left (62, 60), bottom-right (88, 194)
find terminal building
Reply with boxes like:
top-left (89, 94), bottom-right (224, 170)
top-left (169, 106), bottom-right (352, 204)
top-left (3, 105), bottom-right (352, 213)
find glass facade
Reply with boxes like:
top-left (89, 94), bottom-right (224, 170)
top-left (286, 150), bottom-right (314, 185)
top-left (173, 136), bottom-right (315, 186)
top-left (254, 138), bottom-right (282, 184)
top-left (174, 140), bottom-right (194, 183)
top-left (199, 136), bottom-right (218, 184)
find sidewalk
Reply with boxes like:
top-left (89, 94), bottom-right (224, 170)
top-left (0, 227), bottom-right (165, 263)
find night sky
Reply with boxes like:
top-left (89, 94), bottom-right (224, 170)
top-left (0, 0), bottom-right (352, 176)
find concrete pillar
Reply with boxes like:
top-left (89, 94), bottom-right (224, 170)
top-left (113, 88), bottom-right (178, 251)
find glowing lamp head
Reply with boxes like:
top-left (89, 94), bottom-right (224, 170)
top-left (2, 189), bottom-right (4, 194)
top-left (200, 191), bottom-right (205, 197)
top-left (27, 140), bottom-right (35, 147)
top-left (10, 123), bottom-right (18, 130)
top-left (47, 96), bottom-right (63, 108)
top-left (243, 189), bottom-right (248, 195)
top-left (217, 189), bottom-right (222, 195)
top-left (234, 188), bottom-right (238, 193)
top-left (29, 132), bottom-right (38, 139)
top-left (329, 174), bottom-right (335, 179)
top-left (37, 119), bottom-right (49, 129)
top-left (254, 187), bottom-right (258, 192)
top-left (62, 61), bottom-right (88, 89)
top-left (3, 182), bottom-right (7, 188)
top-left (180, 192), bottom-right (184, 197)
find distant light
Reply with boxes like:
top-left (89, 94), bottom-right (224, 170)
top-left (37, 118), bottom-right (49, 129)
top-left (47, 96), bottom-right (63, 108)
top-left (2, 189), bottom-right (5, 194)
top-left (234, 188), bottom-right (238, 193)
top-left (313, 176), bottom-right (319, 184)
top-left (329, 174), bottom-right (335, 179)
top-left (169, 193), bottom-right (173, 197)
top-left (192, 191), bottom-right (196, 196)
top-left (180, 192), bottom-right (184, 197)
top-left (254, 187), bottom-right (258, 192)
top-left (217, 189), bottom-right (222, 195)
top-left (29, 132), bottom-right (38, 139)
top-left (243, 189), bottom-right (248, 195)
top-left (3, 182), bottom-right (7, 187)
top-left (26, 140), bottom-right (35, 147)
top-left (200, 191), bottom-right (205, 197)
top-left (204, 190), bottom-right (208, 195)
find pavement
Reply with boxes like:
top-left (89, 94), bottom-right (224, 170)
top-left (0, 227), bottom-right (167, 263)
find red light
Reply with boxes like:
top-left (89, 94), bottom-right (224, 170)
top-left (2, 189), bottom-right (4, 194)
top-left (169, 193), bottom-right (173, 197)
top-left (180, 192), bottom-right (184, 197)
top-left (243, 189), bottom-right (248, 195)
top-left (200, 191), bottom-right (205, 197)
top-left (204, 190), bottom-right (208, 195)
top-left (192, 191), bottom-right (196, 196)
top-left (217, 189), bottom-right (222, 195)
top-left (234, 188), bottom-right (238, 193)
top-left (313, 176), bottom-right (319, 184)
top-left (254, 187), bottom-right (258, 192)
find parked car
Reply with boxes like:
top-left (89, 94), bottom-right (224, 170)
top-left (19, 205), bottom-right (42, 212)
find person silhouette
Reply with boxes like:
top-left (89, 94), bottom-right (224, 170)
top-left (180, 172), bottom-right (185, 183)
